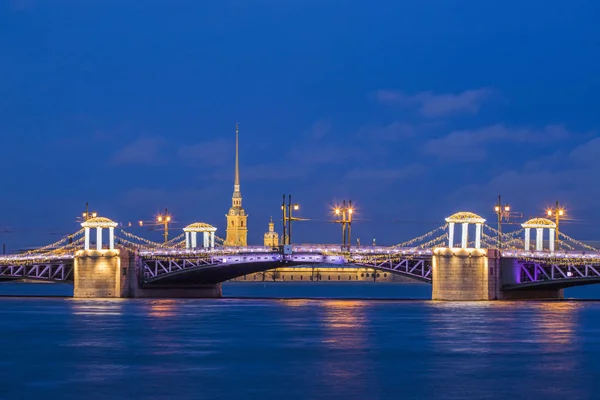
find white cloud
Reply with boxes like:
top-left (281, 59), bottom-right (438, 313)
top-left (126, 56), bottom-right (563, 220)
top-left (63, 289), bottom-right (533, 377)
top-left (357, 122), bottom-right (415, 140)
top-left (343, 164), bottom-right (424, 181)
top-left (178, 138), bottom-right (231, 166)
top-left (424, 124), bottom-right (571, 161)
top-left (376, 88), bottom-right (494, 117)
top-left (111, 136), bottom-right (165, 166)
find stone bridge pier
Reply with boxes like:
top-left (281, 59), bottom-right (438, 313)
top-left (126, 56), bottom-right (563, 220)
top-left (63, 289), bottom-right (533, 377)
top-left (431, 212), bottom-right (563, 301)
top-left (73, 248), bottom-right (222, 298)
top-left (431, 248), bottom-right (563, 300)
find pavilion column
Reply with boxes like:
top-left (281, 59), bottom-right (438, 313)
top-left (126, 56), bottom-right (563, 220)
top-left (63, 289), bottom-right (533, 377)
top-left (185, 232), bottom-right (190, 249)
top-left (536, 228), bottom-right (543, 251)
top-left (84, 227), bottom-right (90, 251)
top-left (549, 228), bottom-right (555, 252)
top-left (203, 232), bottom-right (209, 248)
top-left (448, 223), bottom-right (455, 248)
top-left (475, 223), bottom-right (482, 249)
top-left (191, 232), bottom-right (197, 249)
top-left (524, 228), bottom-right (531, 251)
top-left (109, 227), bottom-right (115, 250)
top-left (96, 227), bottom-right (103, 250)
top-left (461, 223), bottom-right (469, 249)
top-left (210, 232), bottom-right (215, 248)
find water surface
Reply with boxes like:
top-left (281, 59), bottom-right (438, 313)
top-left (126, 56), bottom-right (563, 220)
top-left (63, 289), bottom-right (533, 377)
top-left (1, 283), bottom-right (600, 399)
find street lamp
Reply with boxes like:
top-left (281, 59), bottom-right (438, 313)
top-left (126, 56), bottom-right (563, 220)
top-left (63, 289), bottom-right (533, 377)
top-left (81, 202), bottom-right (97, 221)
top-left (546, 201), bottom-right (565, 242)
top-left (281, 194), bottom-right (302, 245)
top-left (494, 195), bottom-right (511, 249)
top-left (333, 200), bottom-right (354, 251)
top-left (156, 208), bottom-right (172, 244)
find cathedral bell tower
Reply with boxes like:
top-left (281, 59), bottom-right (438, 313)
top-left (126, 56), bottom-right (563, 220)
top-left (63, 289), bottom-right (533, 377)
top-left (224, 123), bottom-right (248, 247)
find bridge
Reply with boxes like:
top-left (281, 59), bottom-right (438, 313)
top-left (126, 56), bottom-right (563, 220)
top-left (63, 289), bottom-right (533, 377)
top-left (1, 211), bottom-right (599, 300)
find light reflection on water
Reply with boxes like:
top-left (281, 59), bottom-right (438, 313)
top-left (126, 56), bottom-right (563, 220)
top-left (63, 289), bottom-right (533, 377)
top-left (0, 284), bottom-right (599, 399)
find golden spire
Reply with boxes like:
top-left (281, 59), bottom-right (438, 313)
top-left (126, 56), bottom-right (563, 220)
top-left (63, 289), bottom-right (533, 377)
top-left (234, 123), bottom-right (240, 192)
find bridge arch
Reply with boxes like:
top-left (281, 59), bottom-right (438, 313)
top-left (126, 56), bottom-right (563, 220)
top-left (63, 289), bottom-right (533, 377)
top-left (141, 255), bottom-right (432, 285)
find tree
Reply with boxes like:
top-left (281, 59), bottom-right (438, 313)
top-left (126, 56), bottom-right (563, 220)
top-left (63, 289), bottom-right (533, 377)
top-left (270, 269), bottom-right (281, 281)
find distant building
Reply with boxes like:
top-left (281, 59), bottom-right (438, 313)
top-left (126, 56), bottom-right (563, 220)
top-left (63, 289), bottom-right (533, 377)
top-left (224, 124), bottom-right (248, 247)
top-left (263, 216), bottom-right (279, 247)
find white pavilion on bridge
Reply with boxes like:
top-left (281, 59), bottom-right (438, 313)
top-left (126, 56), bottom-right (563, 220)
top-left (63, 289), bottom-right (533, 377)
top-left (445, 212), bottom-right (486, 249)
top-left (81, 217), bottom-right (119, 250)
top-left (183, 222), bottom-right (217, 249)
top-left (522, 218), bottom-right (556, 252)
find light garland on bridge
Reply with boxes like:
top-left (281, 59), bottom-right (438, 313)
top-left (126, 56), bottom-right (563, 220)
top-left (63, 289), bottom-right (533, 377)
top-left (114, 236), bottom-right (159, 251)
top-left (483, 225), bottom-right (523, 243)
top-left (165, 233), bottom-right (185, 245)
top-left (119, 230), bottom-right (163, 248)
top-left (559, 233), bottom-right (599, 252)
top-left (416, 234), bottom-right (447, 249)
top-left (392, 225), bottom-right (447, 248)
top-left (517, 255), bottom-right (600, 267)
top-left (24, 228), bottom-right (85, 254)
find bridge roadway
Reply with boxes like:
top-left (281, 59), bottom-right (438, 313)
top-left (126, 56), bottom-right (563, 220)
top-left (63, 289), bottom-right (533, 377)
top-left (2, 245), bottom-right (600, 291)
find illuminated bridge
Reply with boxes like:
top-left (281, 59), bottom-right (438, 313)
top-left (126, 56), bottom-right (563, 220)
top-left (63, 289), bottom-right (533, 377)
top-left (1, 212), bottom-right (599, 300)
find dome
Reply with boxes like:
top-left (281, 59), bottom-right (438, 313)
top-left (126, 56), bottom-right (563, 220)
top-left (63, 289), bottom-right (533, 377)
top-left (445, 212), bottom-right (486, 224)
top-left (522, 218), bottom-right (556, 229)
top-left (81, 217), bottom-right (118, 228)
top-left (183, 222), bottom-right (217, 232)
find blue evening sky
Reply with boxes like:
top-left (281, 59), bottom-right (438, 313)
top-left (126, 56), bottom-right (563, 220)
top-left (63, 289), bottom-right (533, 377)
top-left (1, 0), bottom-right (599, 250)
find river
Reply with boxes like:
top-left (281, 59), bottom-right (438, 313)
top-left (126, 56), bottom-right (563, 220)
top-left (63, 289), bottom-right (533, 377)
top-left (0, 282), bottom-right (599, 399)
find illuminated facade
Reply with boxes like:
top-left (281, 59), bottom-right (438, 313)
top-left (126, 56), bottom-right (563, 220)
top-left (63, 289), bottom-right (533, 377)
top-left (224, 124), bottom-right (248, 247)
top-left (263, 217), bottom-right (279, 247)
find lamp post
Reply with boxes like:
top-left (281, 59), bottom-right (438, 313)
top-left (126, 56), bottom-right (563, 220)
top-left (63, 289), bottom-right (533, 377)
top-left (546, 201), bottom-right (565, 243)
top-left (156, 208), bottom-right (172, 244)
top-left (281, 194), bottom-right (301, 245)
top-left (494, 195), bottom-right (511, 249)
top-left (81, 202), bottom-right (97, 221)
top-left (333, 200), bottom-right (353, 251)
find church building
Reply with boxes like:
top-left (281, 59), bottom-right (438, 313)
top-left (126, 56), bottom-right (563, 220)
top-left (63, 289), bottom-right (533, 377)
top-left (263, 217), bottom-right (279, 247)
top-left (224, 124), bottom-right (248, 247)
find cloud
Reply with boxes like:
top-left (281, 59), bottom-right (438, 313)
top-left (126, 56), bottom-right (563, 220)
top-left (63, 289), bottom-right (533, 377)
top-left (357, 122), bottom-right (415, 141)
top-left (424, 124), bottom-right (571, 161)
top-left (111, 136), bottom-right (165, 166)
top-left (570, 137), bottom-right (600, 165)
top-left (376, 88), bottom-right (493, 117)
top-left (178, 138), bottom-right (231, 166)
top-left (343, 164), bottom-right (425, 181)
top-left (447, 137), bottom-right (600, 224)
top-left (304, 119), bottom-right (332, 139)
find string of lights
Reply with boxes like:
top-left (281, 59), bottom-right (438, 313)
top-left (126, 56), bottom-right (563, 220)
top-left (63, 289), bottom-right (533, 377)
top-left (416, 233), bottom-right (448, 249)
top-left (119, 230), bottom-right (163, 248)
top-left (517, 255), bottom-right (600, 266)
top-left (391, 225), bottom-right (447, 248)
top-left (165, 233), bottom-right (185, 245)
top-left (115, 236), bottom-right (158, 251)
top-left (559, 232), bottom-right (598, 251)
top-left (23, 228), bottom-right (85, 254)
